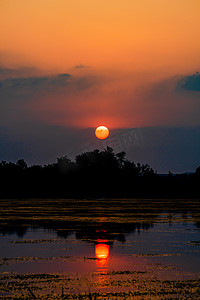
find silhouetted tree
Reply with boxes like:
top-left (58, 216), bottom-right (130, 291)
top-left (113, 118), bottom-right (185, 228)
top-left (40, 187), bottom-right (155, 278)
top-left (195, 166), bottom-right (200, 177)
top-left (0, 147), bottom-right (199, 198)
top-left (17, 159), bottom-right (27, 170)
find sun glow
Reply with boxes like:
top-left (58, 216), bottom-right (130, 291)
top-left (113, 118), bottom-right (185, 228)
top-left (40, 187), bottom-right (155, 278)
top-left (95, 126), bottom-right (109, 140)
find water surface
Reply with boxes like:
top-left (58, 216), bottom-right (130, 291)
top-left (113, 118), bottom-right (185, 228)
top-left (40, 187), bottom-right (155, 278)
top-left (0, 198), bottom-right (200, 299)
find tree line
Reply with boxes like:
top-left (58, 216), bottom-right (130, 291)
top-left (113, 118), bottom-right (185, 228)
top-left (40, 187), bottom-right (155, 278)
top-left (0, 147), bottom-right (199, 198)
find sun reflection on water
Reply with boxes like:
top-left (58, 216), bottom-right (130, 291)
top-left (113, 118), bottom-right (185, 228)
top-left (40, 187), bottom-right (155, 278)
top-left (95, 242), bottom-right (109, 260)
top-left (95, 240), bottom-right (109, 286)
top-left (95, 240), bottom-right (109, 274)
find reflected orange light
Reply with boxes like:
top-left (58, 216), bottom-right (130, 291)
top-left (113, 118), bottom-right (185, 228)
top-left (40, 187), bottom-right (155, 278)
top-left (95, 243), bottom-right (109, 260)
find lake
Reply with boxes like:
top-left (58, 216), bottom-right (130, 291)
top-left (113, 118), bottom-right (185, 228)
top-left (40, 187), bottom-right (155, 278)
top-left (0, 198), bottom-right (200, 299)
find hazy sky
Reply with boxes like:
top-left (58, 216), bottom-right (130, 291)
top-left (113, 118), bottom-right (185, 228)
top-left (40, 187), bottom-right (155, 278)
top-left (0, 0), bottom-right (200, 172)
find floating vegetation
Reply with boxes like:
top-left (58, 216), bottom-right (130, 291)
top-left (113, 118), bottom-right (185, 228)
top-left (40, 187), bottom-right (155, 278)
top-left (84, 257), bottom-right (98, 260)
top-left (188, 241), bottom-right (200, 246)
top-left (0, 256), bottom-right (77, 266)
top-left (131, 253), bottom-right (182, 257)
top-left (10, 239), bottom-right (64, 244)
top-left (97, 270), bottom-right (147, 275)
top-left (0, 273), bottom-right (200, 299)
top-left (147, 263), bottom-right (177, 270)
top-left (0, 198), bottom-right (200, 298)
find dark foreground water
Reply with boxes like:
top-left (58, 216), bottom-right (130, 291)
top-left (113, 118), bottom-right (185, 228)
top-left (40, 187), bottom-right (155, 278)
top-left (0, 198), bottom-right (200, 299)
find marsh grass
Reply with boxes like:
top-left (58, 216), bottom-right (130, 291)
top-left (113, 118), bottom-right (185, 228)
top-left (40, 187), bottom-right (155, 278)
top-left (0, 273), bottom-right (200, 299)
top-left (0, 198), bottom-right (200, 299)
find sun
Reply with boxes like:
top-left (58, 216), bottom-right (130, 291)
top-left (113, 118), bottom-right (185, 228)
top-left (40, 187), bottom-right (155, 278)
top-left (95, 126), bottom-right (109, 139)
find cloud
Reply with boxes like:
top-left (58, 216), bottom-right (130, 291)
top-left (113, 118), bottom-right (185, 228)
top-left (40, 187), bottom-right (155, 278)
top-left (179, 72), bottom-right (200, 91)
top-left (75, 64), bottom-right (86, 69)
top-left (0, 71), bottom-right (72, 126)
top-left (0, 66), bottom-right (42, 80)
top-left (0, 68), bottom-right (99, 94)
top-left (1, 67), bottom-right (200, 132)
top-left (0, 73), bottom-right (71, 92)
top-left (0, 68), bottom-right (103, 128)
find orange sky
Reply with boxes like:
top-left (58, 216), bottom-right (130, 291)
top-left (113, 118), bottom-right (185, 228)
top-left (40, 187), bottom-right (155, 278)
top-left (1, 0), bottom-right (200, 73)
top-left (0, 0), bottom-right (200, 129)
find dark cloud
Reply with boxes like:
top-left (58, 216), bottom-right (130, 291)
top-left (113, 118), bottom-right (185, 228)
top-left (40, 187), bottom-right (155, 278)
top-left (74, 76), bottom-right (98, 90)
top-left (180, 72), bottom-right (200, 91)
top-left (0, 67), bottom-right (21, 77)
top-left (0, 68), bottom-right (103, 129)
top-left (0, 66), bottom-right (40, 80)
top-left (0, 68), bottom-right (99, 94)
top-left (58, 73), bottom-right (70, 77)
top-left (75, 64), bottom-right (86, 69)
top-left (0, 73), bottom-right (71, 91)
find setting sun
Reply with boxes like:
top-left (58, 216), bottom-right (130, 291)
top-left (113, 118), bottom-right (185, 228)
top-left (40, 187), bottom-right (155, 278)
top-left (95, 126), bottom-right (109, 140)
